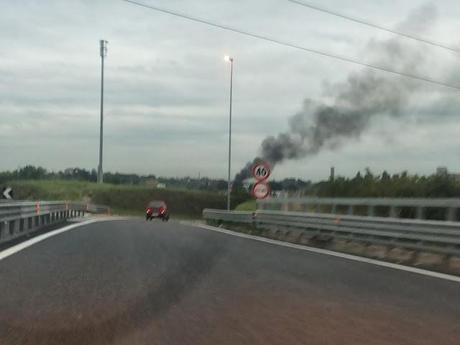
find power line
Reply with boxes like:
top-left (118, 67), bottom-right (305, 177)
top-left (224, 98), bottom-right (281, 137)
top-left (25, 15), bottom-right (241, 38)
top-left (121, 0), bottom-right (460, 91)
top-left (288, 0), bottom-right (460, 54)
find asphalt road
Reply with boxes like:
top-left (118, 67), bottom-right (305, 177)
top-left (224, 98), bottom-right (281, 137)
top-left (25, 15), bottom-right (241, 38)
top-left (0, 219), bottom-right (459, 345)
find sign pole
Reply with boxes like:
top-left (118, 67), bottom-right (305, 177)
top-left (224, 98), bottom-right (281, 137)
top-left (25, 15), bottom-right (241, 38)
top-left (226, 57), bottom-right (234, 211)
top-left (98, 40), bottom-right (108, 184)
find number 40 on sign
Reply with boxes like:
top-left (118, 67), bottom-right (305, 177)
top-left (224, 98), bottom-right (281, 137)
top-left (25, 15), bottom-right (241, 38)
top-left (252, 162), bottom-right (271, 181)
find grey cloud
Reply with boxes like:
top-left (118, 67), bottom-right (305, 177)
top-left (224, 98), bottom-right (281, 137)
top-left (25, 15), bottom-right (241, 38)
top-left (1, 0), bottom-right (460, 179)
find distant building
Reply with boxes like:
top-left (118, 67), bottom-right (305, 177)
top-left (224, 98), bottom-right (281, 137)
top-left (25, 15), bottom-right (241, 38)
top-left (145, 179), bottom-right (166, 189)
top-left (145, 178), bottom-right (157, 187)
top-left (436, 167), bottom-right (448, 176)
top-left (272, 190), bottom-right (289, 198)
top-left (436, 167), bottom-right (460, 182)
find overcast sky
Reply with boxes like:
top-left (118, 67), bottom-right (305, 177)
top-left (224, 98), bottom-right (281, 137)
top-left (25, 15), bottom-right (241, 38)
top-left (1, 0), bottom-right (460, 181)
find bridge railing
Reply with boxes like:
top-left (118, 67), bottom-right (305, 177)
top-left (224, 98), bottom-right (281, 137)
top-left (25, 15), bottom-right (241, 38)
top-left (0, 201), bottom-right (110, 245)
top-left (203, 209), bottom-right (460, 257)
top-left (257, 197), bottom-right (460, 221)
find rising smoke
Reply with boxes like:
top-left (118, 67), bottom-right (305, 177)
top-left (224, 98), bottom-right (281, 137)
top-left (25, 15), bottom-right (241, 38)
top-left (234, 4), bottom-right (437, 186)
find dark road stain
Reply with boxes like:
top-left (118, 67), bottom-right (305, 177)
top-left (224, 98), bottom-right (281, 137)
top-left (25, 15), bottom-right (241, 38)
top-left (0, 241), bottom-right (227, 345)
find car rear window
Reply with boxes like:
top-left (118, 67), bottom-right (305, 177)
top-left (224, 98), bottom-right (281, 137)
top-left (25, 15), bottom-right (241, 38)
top-left (148, 201), bottom-right (165, 207)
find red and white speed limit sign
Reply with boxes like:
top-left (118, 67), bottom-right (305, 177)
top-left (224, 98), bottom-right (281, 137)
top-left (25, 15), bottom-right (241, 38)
top-left (252, 162), bottom-right (271, 181)
top-left (252, 181), bottom-right (271, 199)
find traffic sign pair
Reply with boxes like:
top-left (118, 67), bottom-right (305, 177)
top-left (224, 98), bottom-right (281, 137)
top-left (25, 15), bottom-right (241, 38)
top-left (251, 162), bottom-right (271, 199)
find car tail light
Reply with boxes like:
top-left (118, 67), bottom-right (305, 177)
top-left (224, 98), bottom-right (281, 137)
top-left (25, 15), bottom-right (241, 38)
top-left (159, 207), bottom-right (165, 214)
top-left (146, 207), bottom-right (153, 214)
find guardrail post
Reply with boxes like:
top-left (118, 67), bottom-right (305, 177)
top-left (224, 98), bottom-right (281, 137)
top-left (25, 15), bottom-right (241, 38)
top-left (281, 201), bottom-right (289, 211)
top-left (447, 207), bottom-right (456, 221)
top-left (347, 205), bottom-right (354, 215)
top-left (331, 204), bottom-right (337, 214)
top-left (416, 207), bottom-right (425, 220)
top-left (389, 206), bottom-right (399, 218)
top-left (10, 220), bottom-right (19, 236)
top-left (367, 206), bottom-right (375, 217)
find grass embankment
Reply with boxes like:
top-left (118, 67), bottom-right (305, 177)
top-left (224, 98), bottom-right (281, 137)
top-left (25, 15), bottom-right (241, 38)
top-left (235, 199), bottom-right (257, 211)
top-left (9, 180), bottom-right (248, 219)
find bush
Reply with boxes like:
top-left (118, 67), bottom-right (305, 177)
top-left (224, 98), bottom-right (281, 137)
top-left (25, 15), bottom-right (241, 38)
top-left (7, 180), bottom-right (249, 218)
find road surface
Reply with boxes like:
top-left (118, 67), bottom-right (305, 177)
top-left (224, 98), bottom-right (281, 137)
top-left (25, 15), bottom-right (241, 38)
top-left (0, 219), bottom-right (459, 345)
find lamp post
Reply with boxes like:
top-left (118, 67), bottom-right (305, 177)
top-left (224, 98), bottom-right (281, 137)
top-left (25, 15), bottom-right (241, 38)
top-left (224, 55), bottom-right (234, 210)
top-left (98, 39), bottom-right (108, 184)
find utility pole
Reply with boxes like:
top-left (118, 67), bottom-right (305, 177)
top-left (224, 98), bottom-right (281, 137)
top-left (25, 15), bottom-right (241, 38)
top-left (224, 56), bottom-right (234, 211)
top-left (98, 40), bottom-right (108, 184)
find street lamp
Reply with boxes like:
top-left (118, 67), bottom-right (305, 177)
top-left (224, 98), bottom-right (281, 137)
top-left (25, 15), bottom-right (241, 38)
top-left (98, 40), bottom-right (108, 184)
top-left (224, 55), bottom-right (234, 210)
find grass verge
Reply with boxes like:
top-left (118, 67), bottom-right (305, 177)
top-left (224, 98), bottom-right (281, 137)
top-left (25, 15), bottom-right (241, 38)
top-left (7, 180), bottom-right (248, 219)
top-left (235, 199), bottom-right (257, 211)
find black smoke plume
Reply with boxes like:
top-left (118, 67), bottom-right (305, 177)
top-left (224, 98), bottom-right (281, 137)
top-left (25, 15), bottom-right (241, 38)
top-left (234, 4), bottom-right (437, 187)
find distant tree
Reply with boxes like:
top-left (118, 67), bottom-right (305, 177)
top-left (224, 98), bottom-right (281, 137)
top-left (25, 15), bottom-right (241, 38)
top-left (17, 165), bottom-right (47, 180)
top-left (381, 171), bottom-right (390, 181)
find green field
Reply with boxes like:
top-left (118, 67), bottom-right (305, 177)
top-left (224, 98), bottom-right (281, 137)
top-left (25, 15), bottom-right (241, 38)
top-left (235, 199), bottom-right (257, 211)
top-left (8, 180), bottom-right (249, 219)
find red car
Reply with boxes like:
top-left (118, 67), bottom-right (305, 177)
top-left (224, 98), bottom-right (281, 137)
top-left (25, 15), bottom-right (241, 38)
top-left (146, 200), bottom-right (170, 222)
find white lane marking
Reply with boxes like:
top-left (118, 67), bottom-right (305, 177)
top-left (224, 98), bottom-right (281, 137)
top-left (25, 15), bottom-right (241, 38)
top-left (0, 217), bottom-right (125, 261)
top-left (193, 223), bottom-right (460, 284)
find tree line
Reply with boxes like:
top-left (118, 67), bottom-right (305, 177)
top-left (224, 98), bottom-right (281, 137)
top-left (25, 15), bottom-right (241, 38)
top-left (310, 169), bottom-right (460, 198)
top-left (0, 165), bottom-right (309, 192)
top-left (1, 165), bottom-right (458, 197)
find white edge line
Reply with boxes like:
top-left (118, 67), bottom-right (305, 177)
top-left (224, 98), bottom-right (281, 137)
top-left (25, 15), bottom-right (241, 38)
top-left (191, 223), bottom-right (460, 284)
top-left (0, 217), bottom-right (126, 261)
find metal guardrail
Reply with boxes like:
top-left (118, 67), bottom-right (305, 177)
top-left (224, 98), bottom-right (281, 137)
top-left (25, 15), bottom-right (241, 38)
top-left (257, 197), bottom-right (460, 221)
top-left (203, 209), bottom-right (460, 256)
top-left (0, 201), bottom-right (110, 245)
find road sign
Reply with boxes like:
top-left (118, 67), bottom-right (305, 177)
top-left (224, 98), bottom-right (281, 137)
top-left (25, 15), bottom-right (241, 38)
top-left (2, 187), bottom-right (13, 200)
top-left (252, 181), bottom-right (271, 199)
top-left (252, 162), bottom-right (271, 181)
